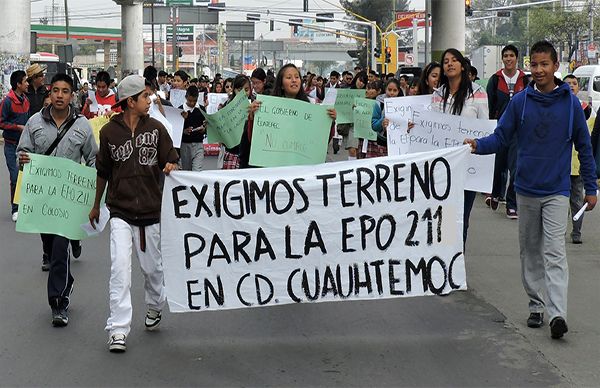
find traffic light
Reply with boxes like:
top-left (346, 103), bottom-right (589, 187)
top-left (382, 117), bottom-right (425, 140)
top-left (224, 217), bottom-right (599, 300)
top-left (303, 0), bottom-right (308, 12)
top-left (465, 0), bottom-right (473, 17)
top-left (178, 47), bottom-right (183, 58)
top-left (385, 47), bottom-right (392, 63)
top-left (270, 20), bottom-right (274, 31)
top-left (374, 47), bottom-right (381, 58)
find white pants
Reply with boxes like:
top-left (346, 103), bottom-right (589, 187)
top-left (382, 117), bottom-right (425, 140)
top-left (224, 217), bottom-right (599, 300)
top-left (105, 218), bottom-right (165, 336)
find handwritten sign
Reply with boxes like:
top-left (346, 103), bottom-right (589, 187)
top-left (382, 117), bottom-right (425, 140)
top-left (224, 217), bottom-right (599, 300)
top-left (16, 154), bottom-right (98, 240)
top-left (161, 146), bottom-right (469, 312)
top-left (202, 91), bottom-right (249, 149)
top-left (249, 95), bottom-right (332, 167)
top-left (169, 88), bottom-right (187, 110)
top-left (206, 93), bottom-right (229, 114)
top-left (331, 89), bottom-right (366, 124)
top-left (385, 97), bottom-right (496, 193)
top-left (353, 97), bottom-right (377, 141)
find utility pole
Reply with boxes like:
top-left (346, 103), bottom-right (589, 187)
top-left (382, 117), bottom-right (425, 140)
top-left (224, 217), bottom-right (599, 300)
top-left (64, 0), bottom-right (69, 40)
top-left (171, 6), bottom-right (178, 71)
top-left (590, 0), bottom-right (594, 44)
top-left (151, 2), bottom-right (155, 67)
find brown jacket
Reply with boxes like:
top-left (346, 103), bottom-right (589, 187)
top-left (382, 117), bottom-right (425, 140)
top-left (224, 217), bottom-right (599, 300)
top-left (96, 113), bottom-right (179, 225)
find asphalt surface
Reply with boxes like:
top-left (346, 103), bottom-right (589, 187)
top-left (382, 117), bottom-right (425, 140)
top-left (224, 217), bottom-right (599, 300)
top-left (0, 145), bottom-right (597, 387)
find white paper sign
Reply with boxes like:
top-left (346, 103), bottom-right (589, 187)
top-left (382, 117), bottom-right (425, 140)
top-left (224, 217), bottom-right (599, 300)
top-left (385, 97), bottom-right (495, 193)
top-left (161, 147), bottom-right (469, 312)
top-left (149, 102), bottom-right (174, 140)
top-left (163, 106), bottom-right (185, 148)
top-left (88, 90), bottom-right (99, 113)
top-left (80, 204), bottom-right (110, 236)
top-left (206, 93), bottom-right (229, 114)
top-left (321, 88), bottom-right (337, 105)
top-left (169, 88), bottom-right (187, 110)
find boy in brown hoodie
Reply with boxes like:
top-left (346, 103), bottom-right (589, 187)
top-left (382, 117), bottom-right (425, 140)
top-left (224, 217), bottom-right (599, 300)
top-left (89, 75), bottom-right (179, 353)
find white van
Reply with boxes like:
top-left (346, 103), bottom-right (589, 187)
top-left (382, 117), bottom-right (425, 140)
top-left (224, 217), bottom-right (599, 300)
top-left (572, 65), bottom-right (600, 113)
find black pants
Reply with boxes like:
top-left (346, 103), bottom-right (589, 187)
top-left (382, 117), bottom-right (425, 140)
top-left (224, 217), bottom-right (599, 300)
top-left (41, 234), bottom-right (73, 309)
top-left (491, 138), bottom-right (518, 210)
top-left (463, 190), bottom-right (477, 245)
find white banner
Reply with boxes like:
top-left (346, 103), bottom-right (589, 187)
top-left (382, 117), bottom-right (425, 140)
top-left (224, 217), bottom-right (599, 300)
top-left (385, 96), bottom-right (495, 193)
top-left (161, 147), bottom-right (469, 312)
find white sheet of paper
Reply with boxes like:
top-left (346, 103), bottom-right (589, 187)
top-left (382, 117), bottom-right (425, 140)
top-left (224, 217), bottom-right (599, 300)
top-left (322, 88), bottom-right (337, 105)
top-left (80, 204), bottom-right (110, 236)
top-left (386, 118), bottom-right (409, 156)
top-left (157, 90), bottom-right (166, 100)
top-left (206, 93), bottom-right (229, 114)
top-left (163, 105), bottom-right (185, 148)
top-left (361, 138), bottom-right (369, 153)
top-left (149, 102), bottom-right (174, 141)
top-left (88, 90), bottom-right (99, 113)
top-left (169, 88), bottom-right (186, 109)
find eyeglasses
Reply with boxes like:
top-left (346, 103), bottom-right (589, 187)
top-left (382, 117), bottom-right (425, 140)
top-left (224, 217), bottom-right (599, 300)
top-left (34, 73), bottom-right (44, 79)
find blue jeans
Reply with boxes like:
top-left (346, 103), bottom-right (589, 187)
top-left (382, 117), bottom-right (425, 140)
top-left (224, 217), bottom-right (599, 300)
top-left (3, 141), bottom-right (18, 214)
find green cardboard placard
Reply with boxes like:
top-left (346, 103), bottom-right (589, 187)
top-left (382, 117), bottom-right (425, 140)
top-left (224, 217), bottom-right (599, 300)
top-left (202, 91), bottom-right (250, 148)
top-left (332, 89), bottom-right (366, 124)
top-left (16, 154), bottom-right (98, 240)
top-left (249, 95), bottom-right (333, 167)
top-left (353, 97), bottom-right (378, 141)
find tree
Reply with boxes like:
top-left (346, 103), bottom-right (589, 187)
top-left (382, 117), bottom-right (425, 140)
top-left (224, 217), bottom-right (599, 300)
top-left (529, 7), bottom-right (589, 61)
top-left (339, 0), bottom-right (409, 68)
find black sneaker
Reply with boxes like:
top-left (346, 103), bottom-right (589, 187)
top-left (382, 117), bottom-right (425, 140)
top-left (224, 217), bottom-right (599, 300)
top-left (71, 241), bottom-right (82, 259)
top-left (144, 309), bottom-right (162, 331)
top-left (550, 317), bottom-right (568, 339)
top-left (42, 254), bottom-right (50, 272)
top-left (108, 333), bottom-right (127, 353)
top-left (527, 312), bottom-right (543, 328)
top-left (51, 308), bottom-right (69, 327)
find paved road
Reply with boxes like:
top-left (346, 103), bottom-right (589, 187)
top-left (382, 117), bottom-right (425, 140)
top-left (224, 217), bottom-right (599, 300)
top-left (0, 146), bottom-right (597, 387)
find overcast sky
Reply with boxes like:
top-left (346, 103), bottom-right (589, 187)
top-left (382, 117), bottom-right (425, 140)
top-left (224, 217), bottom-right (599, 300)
top-left (31, 0), bottom-right (426, 40)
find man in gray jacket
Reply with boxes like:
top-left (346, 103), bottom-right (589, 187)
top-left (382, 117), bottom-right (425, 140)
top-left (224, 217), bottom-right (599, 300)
top-left (17, 73), bottom-right (97, 327)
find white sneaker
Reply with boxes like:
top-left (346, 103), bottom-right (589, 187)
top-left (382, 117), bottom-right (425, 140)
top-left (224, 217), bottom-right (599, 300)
top-left (144, 309), bottom-right (162, 331)
top-left (11, 212), bottom-right (18, 222)
top-left (108, 333), bottom-right (127, 353)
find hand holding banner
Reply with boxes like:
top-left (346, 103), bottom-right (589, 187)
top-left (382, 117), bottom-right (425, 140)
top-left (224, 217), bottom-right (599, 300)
top-left (249, 95), bottom-right (332, 167)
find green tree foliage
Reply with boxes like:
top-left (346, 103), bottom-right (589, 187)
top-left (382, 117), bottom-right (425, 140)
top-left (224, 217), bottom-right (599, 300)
top-left (339, 0), bottom-right (409, 68)
top-left (528, 7), bottom-right (589, 61)
top-left (467, 0), bottom-right (599, 62)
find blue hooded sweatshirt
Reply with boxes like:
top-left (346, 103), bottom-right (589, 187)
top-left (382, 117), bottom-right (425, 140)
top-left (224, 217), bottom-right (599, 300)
top-left (475, 79), bottom-right (597, 198)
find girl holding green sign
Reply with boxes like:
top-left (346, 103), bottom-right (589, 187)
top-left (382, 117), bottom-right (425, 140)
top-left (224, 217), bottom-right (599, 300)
top-left (239, 64), bottom-right (337, 168)
top-left (220, 75), bottom-right (251, 170)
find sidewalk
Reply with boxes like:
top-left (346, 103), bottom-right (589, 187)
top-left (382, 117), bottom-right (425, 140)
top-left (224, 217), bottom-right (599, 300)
top-left (466, 197), bottom-right (600, 386)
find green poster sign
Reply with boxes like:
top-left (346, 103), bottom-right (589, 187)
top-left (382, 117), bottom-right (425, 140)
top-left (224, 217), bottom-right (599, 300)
top-left (202, 91), bottom-right (250, 148)
top-left (333, 89), bottom-right (366, 124)
top-left (249, 95), bottom-right (332, 167)
top-left (16, 154), bottom-right (98, 240)
top-left (353, 97), bottom-right (377, 141)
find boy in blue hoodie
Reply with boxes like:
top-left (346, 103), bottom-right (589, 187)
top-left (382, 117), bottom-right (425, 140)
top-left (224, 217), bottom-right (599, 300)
top-left (465, 41), bottom-right (597, 340)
